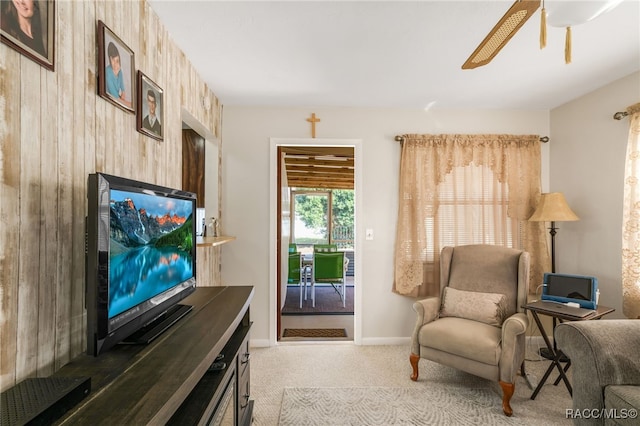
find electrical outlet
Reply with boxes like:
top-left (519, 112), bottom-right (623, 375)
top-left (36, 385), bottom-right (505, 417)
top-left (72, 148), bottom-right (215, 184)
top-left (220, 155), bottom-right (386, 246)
top-left (365, 228), bottom-right (374, 240)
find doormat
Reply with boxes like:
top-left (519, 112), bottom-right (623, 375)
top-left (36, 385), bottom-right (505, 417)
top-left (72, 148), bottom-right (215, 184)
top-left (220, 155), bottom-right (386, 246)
top-left (282, 328), bottom-right (348, 338)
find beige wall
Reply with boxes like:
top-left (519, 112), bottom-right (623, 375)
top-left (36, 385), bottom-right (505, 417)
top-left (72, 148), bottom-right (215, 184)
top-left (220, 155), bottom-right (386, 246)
top-left (550, 71), bottom-right (640, 318)
top-left (223, 78), bottom-right (639, 345)
top-left (221, 107), bottom-right (550, 345)
top-left (0, 0), bottom-right (220, 391)
top-left (2, 0), bottom-right (634, 394)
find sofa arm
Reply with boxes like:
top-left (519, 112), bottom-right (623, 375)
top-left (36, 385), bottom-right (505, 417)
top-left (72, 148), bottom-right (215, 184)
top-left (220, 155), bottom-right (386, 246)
top-left (411, 297), bottom-right (440, 354)
top-left (499, 312), bottom-right (528, 383)
top-left (556, 320), bottom-right (640, 423)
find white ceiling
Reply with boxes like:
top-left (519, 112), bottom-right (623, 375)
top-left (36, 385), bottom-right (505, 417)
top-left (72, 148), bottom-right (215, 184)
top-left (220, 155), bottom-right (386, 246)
top-left (149, 0), bottom-right (640, 110)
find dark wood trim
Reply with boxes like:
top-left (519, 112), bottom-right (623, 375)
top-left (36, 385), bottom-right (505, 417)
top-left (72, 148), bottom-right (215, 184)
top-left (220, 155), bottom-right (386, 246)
top-left (182, 129), bottom-right (206, 207)
top-left (276, 146), bottom-right (283, 340)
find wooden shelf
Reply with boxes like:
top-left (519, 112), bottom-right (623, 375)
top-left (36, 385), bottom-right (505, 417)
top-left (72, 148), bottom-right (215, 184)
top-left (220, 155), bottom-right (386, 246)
top-left (197, 236), bottom-right (236, 247)
top-left (53, 287), bottom-right (254, 424)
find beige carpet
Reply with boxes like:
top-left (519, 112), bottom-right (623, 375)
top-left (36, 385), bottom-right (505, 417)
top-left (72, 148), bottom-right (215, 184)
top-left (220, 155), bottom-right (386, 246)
top-left (250, 344), bottom-right (573, 425)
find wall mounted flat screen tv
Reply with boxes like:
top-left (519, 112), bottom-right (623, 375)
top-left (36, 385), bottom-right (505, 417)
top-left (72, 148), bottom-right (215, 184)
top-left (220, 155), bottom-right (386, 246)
top-left (86, 173), bottom-right (197, 356)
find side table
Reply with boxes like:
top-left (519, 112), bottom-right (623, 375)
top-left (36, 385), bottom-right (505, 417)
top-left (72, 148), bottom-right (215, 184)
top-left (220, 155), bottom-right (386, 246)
top-left (523, 303), bottom-right (615, 400)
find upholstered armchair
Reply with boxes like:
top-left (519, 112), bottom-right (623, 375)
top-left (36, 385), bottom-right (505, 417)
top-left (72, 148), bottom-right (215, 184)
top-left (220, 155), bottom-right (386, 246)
top-left (556, 320), bottom-right (640, 426)
top-left (409, 244), bottom-right (530, 416)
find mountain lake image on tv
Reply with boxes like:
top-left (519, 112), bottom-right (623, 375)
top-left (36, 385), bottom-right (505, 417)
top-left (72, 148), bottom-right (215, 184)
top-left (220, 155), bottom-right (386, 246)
top-left (86, 173), bottom-right (197, 356)
top-left (109, 189), bottom-right (193, 316)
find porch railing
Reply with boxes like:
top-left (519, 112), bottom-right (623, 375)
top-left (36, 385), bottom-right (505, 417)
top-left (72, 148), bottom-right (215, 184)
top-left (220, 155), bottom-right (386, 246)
top-left (332, 225), bottom-right (354, 250)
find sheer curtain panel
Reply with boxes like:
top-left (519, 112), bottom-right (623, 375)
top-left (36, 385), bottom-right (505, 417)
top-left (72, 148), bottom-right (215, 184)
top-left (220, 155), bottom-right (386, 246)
top-left (622, 103), bottom-right (640, 319)
top-left (393, 134), bottom-right (549, 298)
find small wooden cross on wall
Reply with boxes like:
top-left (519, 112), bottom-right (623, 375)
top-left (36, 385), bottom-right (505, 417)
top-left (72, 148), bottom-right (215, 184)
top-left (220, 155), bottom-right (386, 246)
top-left (306, 113), bottom-right (320, 138)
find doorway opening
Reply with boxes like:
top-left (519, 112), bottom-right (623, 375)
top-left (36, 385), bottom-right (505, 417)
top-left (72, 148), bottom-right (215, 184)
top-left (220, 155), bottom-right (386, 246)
top-left (181, 109), bottom-right (220, 286)
top-left (276, 143), bottom-right (357, 342)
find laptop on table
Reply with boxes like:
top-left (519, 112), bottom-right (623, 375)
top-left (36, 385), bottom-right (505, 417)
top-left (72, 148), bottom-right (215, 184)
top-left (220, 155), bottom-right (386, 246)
top-left (529, 273), bottom-right (598, 318)
top-left (526, 300), bottom-right (595, 318)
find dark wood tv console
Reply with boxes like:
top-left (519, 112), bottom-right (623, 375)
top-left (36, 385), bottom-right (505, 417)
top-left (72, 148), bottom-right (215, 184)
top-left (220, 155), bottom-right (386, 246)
top-left (53, 286), bottom-right (254, 425)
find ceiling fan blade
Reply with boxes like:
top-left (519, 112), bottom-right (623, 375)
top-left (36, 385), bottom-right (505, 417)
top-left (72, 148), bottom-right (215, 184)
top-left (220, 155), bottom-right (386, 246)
top-left (462, 0), bottom-right (540, 70)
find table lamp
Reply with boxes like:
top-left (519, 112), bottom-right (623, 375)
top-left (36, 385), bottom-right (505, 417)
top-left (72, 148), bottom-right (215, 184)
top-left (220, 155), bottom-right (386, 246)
top-left (529, 192), bottom-right (579, 273)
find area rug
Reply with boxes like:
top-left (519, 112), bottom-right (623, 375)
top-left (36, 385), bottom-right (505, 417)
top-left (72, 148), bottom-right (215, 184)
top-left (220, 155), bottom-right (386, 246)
top-left (282, 285), bottom-right (354, 315)
top-left (278, 386), bottom-right (522, 425)
top-left (282, 328), bottom-right (348, 338)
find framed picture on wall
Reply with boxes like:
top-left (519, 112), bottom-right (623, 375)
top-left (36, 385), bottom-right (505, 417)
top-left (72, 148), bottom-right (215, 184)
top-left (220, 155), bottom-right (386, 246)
top-left (0, 0), bottom-right (55, 70)
top-left (97, 20), bottom-right (134, 113)
top-left (136, 71), bottom-right (164, 141)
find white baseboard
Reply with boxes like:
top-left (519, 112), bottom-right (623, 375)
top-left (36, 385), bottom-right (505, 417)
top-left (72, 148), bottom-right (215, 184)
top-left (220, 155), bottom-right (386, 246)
top-left (250, 339), bottom-right (271, 348)
top-left (525, 335), bottom-right (554, 364)
top-left (364, 336), bottom-right (547, 347)
top-left (250, 337), bottom-right (411, 347)
top-left (360, 337), bottom-right (411, 346)
top-left (526, 335), bottom-right (551, 348)
top-left (253, 336), bottom-right (548, 349)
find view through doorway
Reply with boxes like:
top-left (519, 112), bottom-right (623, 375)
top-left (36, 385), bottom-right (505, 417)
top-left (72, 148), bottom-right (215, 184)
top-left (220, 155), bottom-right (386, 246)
top-left (277, 144), bottom-right (356, 342)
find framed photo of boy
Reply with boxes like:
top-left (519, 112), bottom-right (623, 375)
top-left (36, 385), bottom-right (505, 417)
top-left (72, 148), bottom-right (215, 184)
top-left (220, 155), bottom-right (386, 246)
top-left (136, 71), bottom-right (163, 141)
top-left (0, 0), bottom-right (55, 70)
top-left (97, 20), bottom-right (134, 113)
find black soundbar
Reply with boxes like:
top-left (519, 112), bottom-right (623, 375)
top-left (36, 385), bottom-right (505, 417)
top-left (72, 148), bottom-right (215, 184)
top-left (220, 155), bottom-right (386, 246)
top-left (1, 376), bottom-right (90, 425)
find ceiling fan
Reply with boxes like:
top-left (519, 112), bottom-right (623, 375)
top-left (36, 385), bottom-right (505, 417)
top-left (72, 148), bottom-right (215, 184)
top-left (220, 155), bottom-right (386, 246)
top-left (462, 0), bottom-right (625, 69)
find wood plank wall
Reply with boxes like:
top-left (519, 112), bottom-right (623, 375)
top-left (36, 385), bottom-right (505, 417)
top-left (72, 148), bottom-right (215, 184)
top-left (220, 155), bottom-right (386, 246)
top-left (0, 0), bottom-right (222, 391)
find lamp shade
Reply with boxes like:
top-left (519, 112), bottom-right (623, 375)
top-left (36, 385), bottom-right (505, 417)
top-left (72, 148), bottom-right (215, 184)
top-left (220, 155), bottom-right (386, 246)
top-left (529, 192), bottom-right (579, 222)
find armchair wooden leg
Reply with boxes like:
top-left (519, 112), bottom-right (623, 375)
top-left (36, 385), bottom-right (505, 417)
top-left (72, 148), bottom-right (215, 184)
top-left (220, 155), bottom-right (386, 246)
top-left (499, 381), bottom-right (514, 417)
top-left (409, 353), bottom-right (420, 381)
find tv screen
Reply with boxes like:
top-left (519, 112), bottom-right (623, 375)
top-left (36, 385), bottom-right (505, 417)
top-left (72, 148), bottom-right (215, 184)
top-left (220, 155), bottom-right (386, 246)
top-left (542, 272), bottom-right (598, 310)
top-left (547, 275), bottom-right (592, 301)
top-left (86, 173), bottom-right (197, 356)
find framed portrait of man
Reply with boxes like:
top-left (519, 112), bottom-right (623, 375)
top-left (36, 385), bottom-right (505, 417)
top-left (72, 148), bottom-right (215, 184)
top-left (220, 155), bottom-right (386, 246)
top-left (136, 71), bottom-right (164, 141)
top-left (97, 20), bottom-right (135, 113)
top-left (0, 0), bottom-right (55, 70)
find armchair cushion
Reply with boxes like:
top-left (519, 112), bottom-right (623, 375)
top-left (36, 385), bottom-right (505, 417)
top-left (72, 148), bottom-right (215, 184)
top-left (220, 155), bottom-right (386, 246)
top-left (440, 287), bottom-right (509, 327)
top-left (445, 245), bottom-right (521, 316)
top-left (418, 317), bottom-right (501, 365)
top-left (605, 385), bottom-right (640, 416)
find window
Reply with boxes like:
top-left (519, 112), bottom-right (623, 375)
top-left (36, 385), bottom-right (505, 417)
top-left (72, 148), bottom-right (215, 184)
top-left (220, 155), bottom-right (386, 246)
top-left (393, 134), bottom-right (547, 297)
top-left (425, 163), bottom-right (521, 262)
top-left (291, 189), bottom-right (354, 250)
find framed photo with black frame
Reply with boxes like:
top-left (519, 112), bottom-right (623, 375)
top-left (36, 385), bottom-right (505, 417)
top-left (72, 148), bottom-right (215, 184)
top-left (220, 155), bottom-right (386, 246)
top-left (136, 71), bottom-right (164, 141)
top-left (0, 0), bottom-right (55, 70)
top-left (97, 20), bottom-right (134, 113)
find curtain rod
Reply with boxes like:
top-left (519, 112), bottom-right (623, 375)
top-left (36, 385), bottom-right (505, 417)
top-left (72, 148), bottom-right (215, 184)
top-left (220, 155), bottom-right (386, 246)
top-left (394, 135), bottom-right (549, 143)
top-left (614, 111), bottom-right (629, 120)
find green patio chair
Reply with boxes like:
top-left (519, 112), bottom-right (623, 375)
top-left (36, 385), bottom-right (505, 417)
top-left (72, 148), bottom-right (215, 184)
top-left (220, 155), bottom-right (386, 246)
top-left (313, 244), bottom-right (338, 253)
top-left (288, 251), bottom-right (304, 308)
top-left (312, 251), bottom-right (347, 308)
top-left (288, 244), bottom-right (311, 308)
